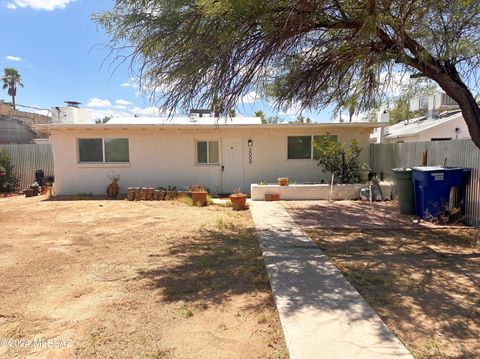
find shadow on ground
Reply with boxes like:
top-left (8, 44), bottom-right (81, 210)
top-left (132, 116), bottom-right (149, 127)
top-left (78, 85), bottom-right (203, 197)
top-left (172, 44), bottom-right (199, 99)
top-left (307, 227), bottom-right (480, 358)
top-left (132, 224), bottom-right (272, 308)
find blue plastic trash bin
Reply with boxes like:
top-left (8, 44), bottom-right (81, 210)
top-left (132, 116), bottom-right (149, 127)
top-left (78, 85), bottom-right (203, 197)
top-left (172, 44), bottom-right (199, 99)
top-left (412, 166), bottom-right (471, 218)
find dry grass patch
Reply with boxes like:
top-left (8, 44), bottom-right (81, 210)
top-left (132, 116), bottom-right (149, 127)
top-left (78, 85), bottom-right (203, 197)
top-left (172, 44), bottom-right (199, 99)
top-left (307, 227), bottom-right (480, 359)
top-left (0, 196), bottom-right (287, 359)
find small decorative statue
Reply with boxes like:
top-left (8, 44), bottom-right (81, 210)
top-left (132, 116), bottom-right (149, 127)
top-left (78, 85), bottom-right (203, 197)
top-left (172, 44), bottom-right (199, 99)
top-left (106, 173), bottom-right (120, 198)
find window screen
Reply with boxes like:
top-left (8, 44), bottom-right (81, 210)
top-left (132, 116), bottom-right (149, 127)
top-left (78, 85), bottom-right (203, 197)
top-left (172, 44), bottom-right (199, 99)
top-left (197, 141), bottom-right (208, 163)
top-left (208, 141), bottom-right (219, 163)
top-left (78, 139), bottom-right (103, 162)
top-left (288, 136), bottom-right (312, 159)
top-left (105, 138), bottom-right (129, 162)
top-left (313, 135), bottom-right (338, 160)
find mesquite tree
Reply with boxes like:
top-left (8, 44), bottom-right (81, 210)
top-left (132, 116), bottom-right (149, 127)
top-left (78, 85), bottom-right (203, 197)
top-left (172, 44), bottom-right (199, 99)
top-left (95, 0), bottom-right (480, 148)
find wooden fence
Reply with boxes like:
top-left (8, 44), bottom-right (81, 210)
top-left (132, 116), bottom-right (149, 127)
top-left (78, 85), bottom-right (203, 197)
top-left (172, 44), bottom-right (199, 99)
top-left (370, 139), bottom-right (480, 226)
top-left (0, 144), bottom-right (54, 191)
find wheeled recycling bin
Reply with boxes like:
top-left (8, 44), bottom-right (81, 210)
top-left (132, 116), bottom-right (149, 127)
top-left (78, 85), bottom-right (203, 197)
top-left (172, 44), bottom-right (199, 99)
top-left (412, 166), bottom-right (471, 218)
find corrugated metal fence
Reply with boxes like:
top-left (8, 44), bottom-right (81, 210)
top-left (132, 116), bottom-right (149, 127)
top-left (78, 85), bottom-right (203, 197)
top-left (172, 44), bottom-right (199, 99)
top-left (0, 144), bottom-right (54, 191)
top-left (370, 140), bottom-right (480, 226)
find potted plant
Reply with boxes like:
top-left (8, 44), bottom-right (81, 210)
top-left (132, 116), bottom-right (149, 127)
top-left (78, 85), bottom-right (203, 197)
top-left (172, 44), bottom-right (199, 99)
top-left (106, 173), bottom-right (120, 199)
top-left (188, 185), bottom-right (208, 206)
top-left (229, 190), bottom-right (247, 210)
top-left (277, 177), bottom-right (289, 186)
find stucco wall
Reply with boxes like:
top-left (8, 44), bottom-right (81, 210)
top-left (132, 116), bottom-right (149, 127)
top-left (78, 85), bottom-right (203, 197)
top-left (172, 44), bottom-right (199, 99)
top-left (384, 116), bottom-right (471, 143)
top-left (0, 103), bottom-right (52, 139)
top-left (0, 116), bottom-right (38, 144)
top-left (50, 126), bottom-right (372, 195)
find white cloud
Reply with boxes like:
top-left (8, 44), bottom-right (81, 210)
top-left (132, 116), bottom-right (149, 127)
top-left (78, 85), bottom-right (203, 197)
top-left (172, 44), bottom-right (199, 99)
top-left (115, 99), bottom-right (133, 106)
top-left (130, 106), bottom-right (162, 117)
top-left (6, 55), bottom-right (21, 62)
top-left (87, 106), bottom-right (170, 122)
top-left (6, 0), bottom-right (74, 10)
top-left (87, 97), bottom-right (111, 108)
top-left (240, 91), bottom-right (259, 104)
top-left (121, 82), bottom-right (130, 87)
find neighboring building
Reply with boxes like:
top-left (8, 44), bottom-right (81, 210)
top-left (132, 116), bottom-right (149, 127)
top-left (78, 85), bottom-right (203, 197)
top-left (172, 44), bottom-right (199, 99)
top-left (0, 102), bottom-right (51, 144)
top-left (371, 92), bottom-right (471, 144)
top-left (381, 110), bottom-right (470, 143)
top-left (0, 115), bottom-right (38, 144)
top-left (41, 115), bottom-right (382, 195)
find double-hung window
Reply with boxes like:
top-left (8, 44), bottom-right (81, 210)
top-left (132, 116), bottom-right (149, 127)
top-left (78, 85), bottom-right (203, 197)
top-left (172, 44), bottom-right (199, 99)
top-left (78, 138), bottom-right (129, 163)
top-left (287, 135), bottom-right (338, 160)
top-left (196, 140), bottom-right (219, 164)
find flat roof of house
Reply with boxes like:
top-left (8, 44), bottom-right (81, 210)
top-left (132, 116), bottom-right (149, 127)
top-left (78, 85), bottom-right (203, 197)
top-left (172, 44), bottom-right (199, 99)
top-left (108, 116), bottom-right (263, 125)
top-left (38, 115), bottom-right (387, 131)
top-left (384, 110), bottom-right (462, 138)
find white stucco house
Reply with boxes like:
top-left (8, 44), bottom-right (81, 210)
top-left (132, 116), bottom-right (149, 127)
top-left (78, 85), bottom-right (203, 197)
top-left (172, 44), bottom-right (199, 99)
top-left (371, 110), bottom-right (471, 144)
top-left (371, 92), bottom-right (471, 144)
top-left (41, 115), bottom-right (382, 195)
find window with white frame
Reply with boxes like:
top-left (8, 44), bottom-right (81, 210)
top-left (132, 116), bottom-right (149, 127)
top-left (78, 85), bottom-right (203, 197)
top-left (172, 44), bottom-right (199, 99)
top-left (78, 138), bottom-right (129, 163)
top-left (196, 140), bottom-right (219, 164)
top-left (287, 135), bottom-right (337, 160)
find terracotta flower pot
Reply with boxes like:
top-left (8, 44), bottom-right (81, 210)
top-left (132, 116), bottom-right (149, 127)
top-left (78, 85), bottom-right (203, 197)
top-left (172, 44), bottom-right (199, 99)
top-left (230, 194), bottom-right (247, 210)
top-left (270, 193), bottom-right (280, 201)
top-left (277, 177), bottom-right (289, 186)
top-left (191, 191), bottom-right (208, 206)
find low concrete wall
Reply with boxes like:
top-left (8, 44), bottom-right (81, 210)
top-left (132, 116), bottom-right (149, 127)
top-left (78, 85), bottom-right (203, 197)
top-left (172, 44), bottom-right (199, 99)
top-left (251, 182), bottom-right (394, 201)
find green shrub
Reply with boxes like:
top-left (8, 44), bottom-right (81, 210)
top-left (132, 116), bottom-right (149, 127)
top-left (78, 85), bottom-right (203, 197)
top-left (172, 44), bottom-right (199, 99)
top-left (315, 136), bottom-right (362, 184)
top-left (0, 151), bottom-right (19, 193)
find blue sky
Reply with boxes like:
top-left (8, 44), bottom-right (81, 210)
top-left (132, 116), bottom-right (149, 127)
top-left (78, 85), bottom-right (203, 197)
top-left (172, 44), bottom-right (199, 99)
top-left (0, 0), bottom-right (336, 122)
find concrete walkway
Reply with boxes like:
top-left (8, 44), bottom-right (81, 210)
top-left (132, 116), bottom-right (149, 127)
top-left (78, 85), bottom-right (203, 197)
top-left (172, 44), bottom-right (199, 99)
top-left (250, 201), bottom-right (413, 359)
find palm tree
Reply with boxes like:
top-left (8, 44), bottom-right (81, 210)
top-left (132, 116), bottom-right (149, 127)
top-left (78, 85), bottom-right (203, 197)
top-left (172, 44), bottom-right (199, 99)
top-left (2, 67), bottom-right (23, 110)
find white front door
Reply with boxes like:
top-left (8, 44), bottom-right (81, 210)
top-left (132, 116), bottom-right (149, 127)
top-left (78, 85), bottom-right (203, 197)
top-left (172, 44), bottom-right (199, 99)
top-left (221, 138), bottom-right (243, 193)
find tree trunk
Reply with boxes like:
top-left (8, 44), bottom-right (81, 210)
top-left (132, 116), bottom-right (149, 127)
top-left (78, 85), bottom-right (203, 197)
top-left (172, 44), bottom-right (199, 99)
top-left (12, 95), bottom-right (15, 110)
top-left (430, 74), bottom-right (480, 150)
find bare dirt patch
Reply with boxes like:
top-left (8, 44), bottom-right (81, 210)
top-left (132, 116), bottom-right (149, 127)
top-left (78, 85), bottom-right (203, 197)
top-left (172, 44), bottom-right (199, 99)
top-left (0, 195), bottom-right (287, 359)
top-left (285, 201), bottom-right (480, 359)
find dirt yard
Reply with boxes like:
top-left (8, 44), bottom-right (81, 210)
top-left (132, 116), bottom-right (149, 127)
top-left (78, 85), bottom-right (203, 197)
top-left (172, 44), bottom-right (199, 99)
top-left (285, 201), bottom-right (480, 359)
top-left (0, 195), bottom-right (287, 359)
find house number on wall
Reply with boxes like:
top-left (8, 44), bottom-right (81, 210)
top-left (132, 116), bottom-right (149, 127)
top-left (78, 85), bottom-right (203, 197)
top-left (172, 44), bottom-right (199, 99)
top-left (248, 148), bottom-right (253, 164)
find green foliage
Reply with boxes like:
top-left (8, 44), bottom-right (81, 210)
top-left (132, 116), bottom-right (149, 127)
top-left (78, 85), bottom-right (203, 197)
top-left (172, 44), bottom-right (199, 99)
top-left (315, 136), bottom-right (362, 184)
top-left (2, 67), bottom-right (23, 110)
top-left (255, 110), bottom-right (280, 124)
top-left (0, 151), bottom-right (19, 193)
top-left (334, 95), bottom-right (358, 122)
top-left (94, 0), bottom-right (480, 114)
top-left (95, 0), bottom-right (480, 149)
top-left (388, 80), bottom-right (438, 125)
top-left (290, 115), bottom-right (312, 124)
